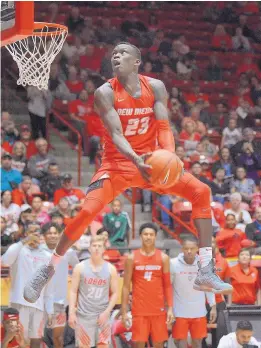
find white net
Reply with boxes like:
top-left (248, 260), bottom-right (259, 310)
top-left (5, 23), bottom-right (68, 90)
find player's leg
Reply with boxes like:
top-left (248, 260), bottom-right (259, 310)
top-left (172, 317), bottom-right (189, 348)
top-left (163, 172), bottom-right (233, 294)
top-left (97, 321), bottom-right (111, 348)
top-left (24, 175), bottom-right (123, 303)
top-left (52, 304), bottom-right (66, 348)
top-left (75, 317), bottom-right (94, 348)
top-left (29, 307), bottom-right (45, 348)
top-left (190, 317), bottom-right (207, 348)
top-left (132, 316), bottom-right (150, 348)
top-left (150, 315), bottom-right (168, 348)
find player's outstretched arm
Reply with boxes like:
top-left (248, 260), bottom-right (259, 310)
top-left (149, 78), bottom-right (175, 152)
top-left (94, 83), bottom-right (140, 164)
top-left (162, 252), bottom-right (175, 324)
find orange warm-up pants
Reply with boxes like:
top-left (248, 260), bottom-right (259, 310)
top-left (64, 160), bottom-right (212, 241)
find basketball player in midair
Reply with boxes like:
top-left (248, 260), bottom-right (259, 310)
top-left (69, 235), bottom-right (118, 348)
top-left (121, 222), bottom-right (174, 348)
top-left (24, 42), bottom-right (232, 303)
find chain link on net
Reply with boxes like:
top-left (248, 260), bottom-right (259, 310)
top-left (5, 25), bottom-right (67, 90)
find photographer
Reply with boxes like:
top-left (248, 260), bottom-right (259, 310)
top-left (218, 320), bottom-right (260, 348)
top-left (1, 307), bottom-right (25, 348)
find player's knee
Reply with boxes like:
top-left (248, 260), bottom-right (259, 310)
top-left (192, 182), bottom-right (211, 205)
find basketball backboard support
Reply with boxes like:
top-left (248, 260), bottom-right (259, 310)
top-left (1, 1), bottom-right (34, 47)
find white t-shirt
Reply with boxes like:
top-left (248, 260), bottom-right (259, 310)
top-left (1, 203), bottom-right (21, 225)
top-left (217, 332), bottom-right (260, 348)
top-left (222, 127), bottom-right (242, 147)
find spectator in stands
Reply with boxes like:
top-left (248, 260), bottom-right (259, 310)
top-left (236, 54), bottom-right (260, 77)
top-left (1, 153), bottom-right (22, 192)
top-left (31, 195), bottom-right (51, 226)
top-left (251, 180), bottom-right (261, 211)
top-left (40, 162), bottom-right (62, 202)
top-left (65, 66), bottom-right (84, 97)
top-left (12, 175), bottom-right (40, 206)
top-left (45, 2), bottom-right (59, 23)
top-left (66, 6), bottom-right (84, 33)
top-left (199, 136), bottom-right (218, 158)
top-left (179, 120), bottom-right (201, 155)
top-left (231, 166), bottom-right (256, 203)
top-left (142, 61), bottom-right (157, 78)
top-left (229, 249), bottom-right (261, 305)
top-left (206, 54), bottom-right (223, 81)
top-left (221, 118), bottom-right (242, 149)
top-left (1, 307), bottom-right (25, 348)
top-left (62, 36), bottom-right (85, 62)
top-left (218, 320), bottom-right (260, 348)
top-left (212, 236), bottom-right (231, 310)
top-left (245, 206), bottom-right (261, 254)
top-left (42, 222), bottom-right (79, 348)
top-left (1, 216), bottom-right (13, 248)
top-left (17, 204), bottom-right (33, 239)
top-left (212, 147), bottom-right (235, 177)
top-left (1, 127), bottom-right (13, 156)
top-left (19, 125), bottom-right (38, 159)
top-left (234, 142), bottom-right (261, 183)
top-left (50, 211), bottom-right (65, 231)
top-left (53, 174), bottom-right (85, 206)
top-left (27, 138), bottom-right (56, 183)
top-left (200, 158), bottom-right (213, 181)
top-left (11, 142), bottom-right (28, 175)
top-left (211, 24), bottom-right (232, 52)
top-left (172, 34), bottom-right (190, 56)
top-left (232, 27), bottom-right (252, 52)
top-left (96, 18), bottom-right (120, 44)
top-left (52, 197), bottom-right (72, 225)
top-left (96, 227), bottom-right (122, 261)
top-left (225, 192), bottom-right (252, 232)
top-left (209, 101), bottom-right (229, 130)
top-left (27, 86), bottom-right (51, 139)
top-left (250, 76), bottom-right (261, 105)
top-left (211, 168), bottom-right (231, 204)
top-left (100, 44), bottom-right (114, 79)
top-left (176, 54), bottom-right (193, 80)
top-left (176, 145), bottom-right (190, 170)
top-left (79, 44), bottom-right (101, 72)
top-left (1, 230), bottom-right (54, 347)
top-left (2, 120), bottom-right (19, 146)
top-left (216, 214), bottom-right (246, 257)
top-left (103, 199), bottom-right (131, 249)
top-left (238, 15), bottom-right (256, 42)
top-left (48, 64), bottom-right (73, 101)
top-left (230, 127), bottom-right (261, 162)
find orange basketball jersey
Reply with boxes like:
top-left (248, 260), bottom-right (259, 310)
top-left (103, 75), bottom-right (157, 161)
top-left (132, 249), bottom-right (165, 316)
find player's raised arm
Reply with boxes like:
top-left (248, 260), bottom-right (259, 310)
top-left (162, 252), bottom-right (175, 324)
top-left (149, 78), bottom-right (176, 153)
top-left (121, 253), bottom-right (134, 328)
top-left (94, 83), bottom-right (152, 181)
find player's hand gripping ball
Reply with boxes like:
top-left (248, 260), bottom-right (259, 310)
top-left (145, 149), bottom-right (184, 188)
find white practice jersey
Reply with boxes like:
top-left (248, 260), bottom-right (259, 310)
top-left (1, 241), bottom-right (54, 313)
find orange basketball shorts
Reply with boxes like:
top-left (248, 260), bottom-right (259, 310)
top-left (65, 159), bottom-right (211, 241)
top-left (172, 317), bottom-right (207, 340)
top-left (132, 314), bottom-right (168, 343)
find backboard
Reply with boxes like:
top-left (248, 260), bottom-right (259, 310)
top-left (1, 1), bottom-right (34, 47)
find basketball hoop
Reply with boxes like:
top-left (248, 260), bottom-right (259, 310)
top-left (5, 22), bottom-right (68, 90)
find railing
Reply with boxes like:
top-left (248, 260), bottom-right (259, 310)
top-left (152, 193), bottom-right (197, 240)
top-left (46, 109), bottom-right (82, 186)
top-left (122, 188), bottom-right (137, 240)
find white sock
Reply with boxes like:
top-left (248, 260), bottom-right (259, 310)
top-left (199, 247), bottom-right (212, 268)
top-left (49, 251), bottom-right (62, 268)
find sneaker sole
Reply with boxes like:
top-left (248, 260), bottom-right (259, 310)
top-left (193, 284), bottom-right (233, 294)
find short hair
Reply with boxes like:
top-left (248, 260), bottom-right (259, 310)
top-left (96, 227), bottom-right (108, 235)
top-left (182, 235), bottom-right (199, 245)
top-left (191, 161), bottom-right (201, 167)
top-left (230, 192), bottom-right (242, 202)
top-left (114, 42), bottom-right (141, 60)
top-left (22, 175), bottom-right (32, 182)
top-left (112, 198), bottom-right (122, 206)
top-left (48, 162), bottom-right (58, 168)
top-left (226, 213), bottom-right (236, 219)
top-left (238, 248), bottom-right (252, 257)
top-left (236, 320), bottom-right (253, 331)
top-left (90, 235), bottom-right (105, 245)
top-left (41, 222), bottom-right (62, 235)
top-left (139, 222), bottom-right (158, 235)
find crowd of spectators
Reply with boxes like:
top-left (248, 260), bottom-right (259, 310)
top-left (1, 1), bottom-right (261, 348)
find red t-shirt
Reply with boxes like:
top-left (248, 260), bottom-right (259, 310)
top-left (236, 63), bottom-right (261, 77)
top-left (68, 100), bottom-right (92, 121)
top-left (179, 131), bottom-right (201, 142)
top-left (211, 35), bottom-right (232, 49)
top-left (1, 326), bottom-right (19, 348)
top-left (185, 93), bottom-right (209, 105)
top-left (53, 187), bottom-right (85, 205)
top-left (216, 228), bottom-right (246, 257)
top-left (21, 140), bottom-right (38, 159)
top-left (65, 80), bottom-right (84, 95)
top-left (79, 55), bottom-right (101, 72)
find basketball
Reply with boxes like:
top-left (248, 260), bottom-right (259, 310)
top-left (145, 149), bottom-right (183, 189)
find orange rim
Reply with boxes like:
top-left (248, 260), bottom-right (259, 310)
top-left (32, 22), bottom-right (68, 37)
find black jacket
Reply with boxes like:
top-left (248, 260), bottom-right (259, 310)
top-left (245, 221), bottom-right (261, 247)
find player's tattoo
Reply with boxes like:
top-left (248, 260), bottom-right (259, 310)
top-left (86, 180), bottom-right (104, 194)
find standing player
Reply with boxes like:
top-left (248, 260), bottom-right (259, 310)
top-left (121, 222), bottom-right (174, 348)
top-left (24, 42), bottom-right (232, 303)
top-left (68, 235), bottom-right (118, 348)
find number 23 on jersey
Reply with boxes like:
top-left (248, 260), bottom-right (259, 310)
top-left (124, 117), bottom-right (149, 136)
